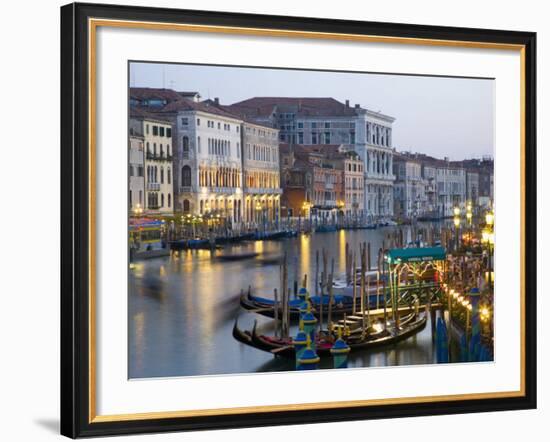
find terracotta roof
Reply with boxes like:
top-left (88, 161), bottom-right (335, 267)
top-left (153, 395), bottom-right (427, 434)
top-left (155, 98), bottom-right (242, 120)
top-left (201, 99), bottom-right (277, 129)
top-left (129, 107), bottom-right (173, 123)
top-left (130, 87), bottom-right (196, 102)
top-left (229, 97), bottom-right (363, 118)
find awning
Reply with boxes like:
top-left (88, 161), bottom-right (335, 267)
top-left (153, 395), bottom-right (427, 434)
top-left (386, 246), bottom-right (446, 263)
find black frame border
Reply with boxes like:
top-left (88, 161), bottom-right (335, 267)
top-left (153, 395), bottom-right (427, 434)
top-left (60, 2), bottom-right (537, 438)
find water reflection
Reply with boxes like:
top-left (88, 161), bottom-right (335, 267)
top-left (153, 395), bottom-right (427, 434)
top-left (129, 227), bottom-right (450, 378)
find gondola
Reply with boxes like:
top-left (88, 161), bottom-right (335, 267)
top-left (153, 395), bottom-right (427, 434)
top-left (239, 288), bottom-right (385, 319)
top-left (232, 313), bottom-right (427, 359)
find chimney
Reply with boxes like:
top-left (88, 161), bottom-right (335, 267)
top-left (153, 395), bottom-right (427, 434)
top-left (355, 104), bottom-right (360, 109)
top-left (345, 100), bottom-right (350, 107)
top-left (214, 97), bottom-right (220, 106)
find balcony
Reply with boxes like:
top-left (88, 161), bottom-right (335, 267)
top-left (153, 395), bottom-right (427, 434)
top-left (146, 152), bottom-right (172, 161)
top-left (179, 186), bottom-right (192, 193)
top-left (147, 183), bottom-right (160, 191)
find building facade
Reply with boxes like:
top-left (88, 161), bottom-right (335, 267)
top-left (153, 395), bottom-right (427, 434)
top-left (129, 135), bottom-right (145, 212)
top-left (393, 153), bottom-right (428, 219)
top-left (129, 110), bottom-right (174, 215)
top-left (155, 99), bottom-right (245, 225)
top-left (342, 150), bottom-right (365, 220)
top-left (241, 121), bottom-right (281, 226)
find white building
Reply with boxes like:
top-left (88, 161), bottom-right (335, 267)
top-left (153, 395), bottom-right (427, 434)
top-left (155, 99), bottom-right (244, 225)
top-left (129, 109), bottom-right (174, 215)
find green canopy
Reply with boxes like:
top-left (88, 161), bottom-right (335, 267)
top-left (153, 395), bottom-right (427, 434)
top-left (386, 246), bottom-right (446, 264)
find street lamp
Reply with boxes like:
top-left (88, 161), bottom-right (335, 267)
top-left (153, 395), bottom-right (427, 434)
top-left (485, 210), bottom-right (494, 227)
top-left (133, 203), bottom-right (143, 218)
top-left (453, 206), bottom-right (460, 217)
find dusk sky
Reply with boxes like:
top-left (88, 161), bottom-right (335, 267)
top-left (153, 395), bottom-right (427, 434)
top-left (130, 62), bottom-right (494, 161)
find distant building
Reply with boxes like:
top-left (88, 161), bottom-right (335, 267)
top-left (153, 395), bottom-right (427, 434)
top-left (393, 153), bottom-right (428, 219)
top-left (130, 88), bottom-right (201, 107)
top-left (280, 144), bottom-right (344, 221)
top-left (128, 134), bottom-right (145, 212)
top-left (129, 109), bottom-right (174, 215)
top-left (228, 97), bottom-right (395, 218)
top-left (341, 151), bottom-right (365, 220)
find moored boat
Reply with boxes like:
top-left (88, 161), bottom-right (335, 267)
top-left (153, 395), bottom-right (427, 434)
top-left (232, 313), bottom-right (427, 359)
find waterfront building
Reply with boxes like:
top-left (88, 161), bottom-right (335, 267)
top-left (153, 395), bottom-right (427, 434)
top-left (279, 144), bottom-right (344, 221)
top-left (130, 87), bottom-right (201, 107)
top-left (128, 134), bottom-right (145, 211)
top-left (228, 97), bottom-right (395, 218)
top-left (203, 98), bottom-right (282, 226)
top-left (153, 99), bottom-right (244, 224)
top-left (241, 121), bottom-right (281, 226)
top-left (393, 153), bottom-right (428, 220)
top-left (466, 171), bottom-right (480, 206)
top-left (341, 150), bottom-right (365, 220)
top-left (461, 157), bottom-right (494, 209)
top-left (129, 109), bottom-right (174, 215)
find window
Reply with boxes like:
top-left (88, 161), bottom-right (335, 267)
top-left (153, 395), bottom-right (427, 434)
top-left (160, 167), bottom-right (164, 184)
top-left (181, 117), bottom-right (188, 126)
top-left (298, 132), bottom-right (304, 144)
top-left (325, 122), bottom-right (330, 129)
top-left (152, 126), bottom-right (158, 136)
top-left (166, 128), bottom-right (172, 138)
top-left (311, 122), bottom-right (317, 129)
top-left (197, 118), bottom-right (201, 126)
top-left (312, 133), bottom-right (318, 144)
top-left (217, 122), bottom-right (221, 129)
top-left (129, 165), bottom-right (134, 177)
top-left (350, 132), bottom-right (356, 144)
top-left (181, 166), bottom-right (192, 187)
top-left (167, 144), bottom-right (170, 156)
top-left (167, 168), bottom-right (171, 184)
top-left (161, 193), bottom-right (164, 207)
top-left (197, 136), bottom-right (201, 153)
top-left (182, 136), bottom-right (189, 159)
top-left (145, 124), bottom-right (149, 134)
top-left (159, 127), bottom-right (165, 137)
top-left (236, 126), bottom-right (240, 133)
top-left (183, 199), bottom-right (190, 213)
top-left (325, 132), bottom-right (331, 144)
top-left (298, 122), bottom-right (303, 129)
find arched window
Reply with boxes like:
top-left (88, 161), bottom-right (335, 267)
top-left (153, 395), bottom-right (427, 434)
top-left (182, 136), bottom-right (189, 158)
top-left (167, 168), bottom-right (171, 184)
top-left (153, 143), bottom-right (157, 156)
top-left (160, 167), bottom-right (164, 184)
top-left (183, 199), bottom-right (190, 213)
top-left (161, 193), bottom-right (164, 207)
top-left (146, 142), bottom-right (150, 153)
top-left (168, 194), bottom-right (171, 207)
top-left (181, 165), bottom-right (192, 187)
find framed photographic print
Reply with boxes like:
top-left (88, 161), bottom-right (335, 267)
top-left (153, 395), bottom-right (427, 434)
top-left (60, 2), bottom-right (537, 438)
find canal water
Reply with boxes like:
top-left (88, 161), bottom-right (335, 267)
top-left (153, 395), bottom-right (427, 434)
top-left (129, 226), bottom-right (456, 379)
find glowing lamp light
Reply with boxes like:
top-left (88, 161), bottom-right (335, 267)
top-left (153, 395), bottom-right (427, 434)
top-left (453, 207), bottom-right (460, 216)
top-left (485, 211), bottom-right (494, 226)
top-left (453, 216), bottom-right (460, 228)
top-left (481, 229), bottom-right (490, 244)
